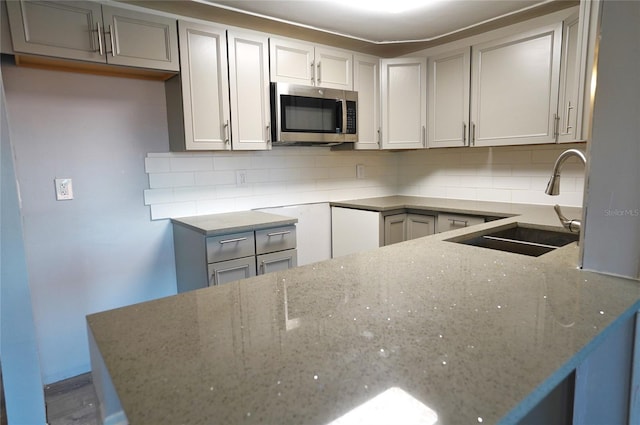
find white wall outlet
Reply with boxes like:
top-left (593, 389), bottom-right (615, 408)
top-left (54, 178), bottom-right (73, 200)
top-left (356, 164), bottom-right (365, 179)
top-left (236, 170), bottom-right (248, 187)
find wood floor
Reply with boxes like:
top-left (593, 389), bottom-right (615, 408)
top-left (45, 373), bottom-right (98, 425)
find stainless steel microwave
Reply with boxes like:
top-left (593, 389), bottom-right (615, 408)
top-left (270, 83), bottom-right (358, 146)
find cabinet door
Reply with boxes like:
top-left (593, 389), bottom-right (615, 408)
top-left (470, 24), bottom-right (562, 146)
top-left (353, 54), bottom-right (380, 150)
top-left (428, 48), bottom-right (471, 148)
top-left (6, 0), bottom-right (103, 63)
top-left (331, 207), bottom-right (381, 257)
top-left (406, 214), bottom-right (435, 240)
top-left (380, 57), bottom-right (427, 149)
top-left (269, 38), bottom-right (314, 85)
top-left (101, 5), bottom-right (178, 71)
top-left (557, 13), bottom-right (581, 143)
top-left (208, 257), bottom-right (256, 286)
top-left (228, 30), bottom-right (271, 150)
top-left (384, 213), bottom-right (407, 246)
top-left (315, 46), bottom-right (353, 90)
top-left (177, 21), bottom-right (230, 150)
top-left (257, 249), bottom-right (298, 275)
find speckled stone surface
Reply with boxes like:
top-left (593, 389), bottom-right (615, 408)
top-left (171, 211), bottom-right (298, 236)
top-left (88, 199), bottom-right (639, 425)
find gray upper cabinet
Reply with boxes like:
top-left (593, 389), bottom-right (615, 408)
top-left (227, 30), bottom-right (271, 151)
top-left (427, 47), bottom-right (471, 148)
top-left (557, 12), bottom-right (581, 143)
top-left (6, 1), bottom-right (178, 71)
top-left (166, 21), bottom-right (230, 151)
top-left (470, 23), bottom-right (563, 146)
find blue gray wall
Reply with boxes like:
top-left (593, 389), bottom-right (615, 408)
top-left (1, 60), bottom-right (177, 384)
top-left (1, 63), bottom-right (46, 424)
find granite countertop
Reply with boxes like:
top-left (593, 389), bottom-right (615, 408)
top-left (171, 210), bottom-right (298, 236)
top-left (87, 197), bottom-right (640, 425)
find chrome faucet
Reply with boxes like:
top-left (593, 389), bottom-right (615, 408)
top-left (545, 148), bottom-right (586, 233)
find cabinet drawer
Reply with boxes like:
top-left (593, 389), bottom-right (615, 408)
top-left (437, 213), bottom-right (485, 233)
top-left (255, 225), bottom-right (297, 255)
top-left (206, 231), bottom-right (255, 263)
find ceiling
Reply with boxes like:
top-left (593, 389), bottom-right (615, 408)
top-left (204, 0), bottom-right (559, 44)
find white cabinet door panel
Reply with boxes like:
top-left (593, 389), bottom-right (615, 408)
top-left (471, 24), bottom-right (562, 146)
top-left (102, 5), bottom-right (179, 71)
top-left (381, 57), bottom-right (427, 149)
top-left (228, 31), bottom-right (271, 150)
top-left (6, 0), bottom-right (103, 62)
top-left (269, 38), bottom-right (314, 85)
top-left (353, 54), bottom-right (380, 150)
top-left (178, 21), bottom-right (230, 150)
top-left (315, 46), bottom-right (352, 90)
top-left (558, 13), bottom-right (581, 143)
top-left (428, 48), bottom-right (470, 148)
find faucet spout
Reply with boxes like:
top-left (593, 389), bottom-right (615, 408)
top-left (545, 149), bottom-right (586, 233)
top-left (545, 149), bottom-right (587, 195)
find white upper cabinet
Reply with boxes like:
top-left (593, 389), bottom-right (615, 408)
top-left (380, 57), bottom-right (427, 149)
top-left (470, 23), bottom-right (562, 146)
top-left (228, 30), bottom-right (271, 150)
top-left (167, 21), bottom-right (230, 151)
top-left (353, 54), bottom-right (380, 150)
top-left (427, 47), bottom-right (471, 148)
top-left (6, 1), bottom-right (178, 71)
top-left (557, 13), bottom-right (581, 143)
top-left (269, 37), bottom-right (353, 90)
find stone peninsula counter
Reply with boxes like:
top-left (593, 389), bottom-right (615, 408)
top-left (87, 197), bottom-right (640, 425)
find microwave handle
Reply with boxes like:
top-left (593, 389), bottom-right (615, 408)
top-left (340, 99), bottom-right (347, 134)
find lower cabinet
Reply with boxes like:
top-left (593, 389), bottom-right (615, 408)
top-left (257, 250), bottom-right (298, 275)
top-left (173, 222), bottom-right (297, 293)
top-left (208, 257), bottom-right (257, 286)
top-left (383, 213), bottom-right (436, 246)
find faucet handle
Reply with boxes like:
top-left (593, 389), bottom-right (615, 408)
top-left (553, 204), bottom-right (581, 233)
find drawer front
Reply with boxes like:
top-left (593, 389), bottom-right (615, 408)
top-left (257, 249), bottom-right (297, 275)
top-left (206, 231), bottom-right (255, 263)
top-left (437, 213), bottom-right (485, 233)
top-left (208, 257), bottom-right (256, 286)
top-left (255, 225), bottom-right (297, 255)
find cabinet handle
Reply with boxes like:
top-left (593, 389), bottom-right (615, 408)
top-left (310, 61), bottom-right (315, 85)
top-left (267, 230), bottom-right (291, 237)
top-left (471, 122), bottom-right (476, 146)
top-left (95, 21), bottom-right (104, 56)
top-left (224, 120), bottom-right (230, 146)
top-left (463, 122), bottom-right (467, 146)
top-left (266, 124), bottom-right (271, 147)
top-left (109, 25), bottom-right (116, 56)
top-left (377, 127), bottom-right (381, 146)
top-left (317, 61), bottom-right (321, 84)
top-left (553, 113), bottom-right (560, 142)
top-left (260, 260), bottom-right (265, 273)
top-left (448, 218), bottom-right (468, 227)
top-left (422, 125), bottom-right (426, 148)
top-left (218, 237), bottom-right (247, 244)
top-left (565, 101), bottom-right (574, 133)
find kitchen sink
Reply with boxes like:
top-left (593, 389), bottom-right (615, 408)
top-left (447, 224), bottom-right (579, 257)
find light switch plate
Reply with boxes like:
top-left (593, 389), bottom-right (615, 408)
top-left (54, 178), bottom-right (73, 200)
top-left (356, 164), bottom-right (365, 179)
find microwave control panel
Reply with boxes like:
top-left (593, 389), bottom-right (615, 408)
top-left (346, 101), bottom-right (357, 134)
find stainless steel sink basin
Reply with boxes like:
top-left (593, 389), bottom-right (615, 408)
top-left (447, 224), bottom-right (579, 257)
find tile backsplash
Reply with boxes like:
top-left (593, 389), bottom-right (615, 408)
top-left (398, 143), bottom-right (586, 206)
top-left (145, 143), bottom-right (586, 220)
top-left (144, 148), bottom-right (398, 220)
